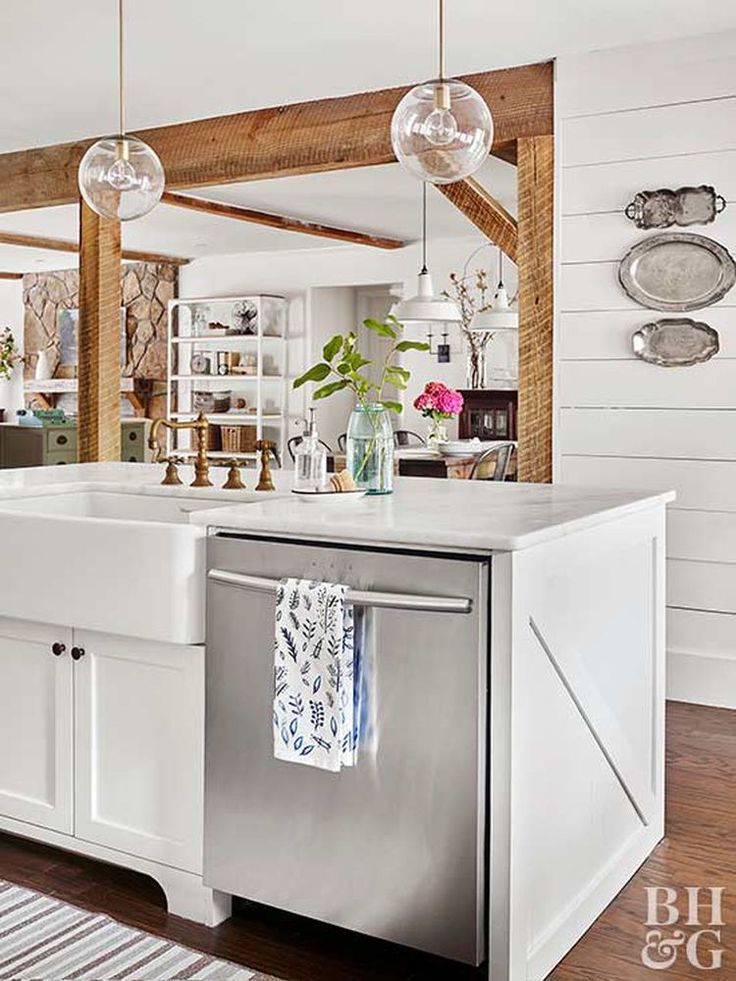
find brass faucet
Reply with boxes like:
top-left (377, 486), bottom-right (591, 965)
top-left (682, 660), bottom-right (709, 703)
top-left (149, 412), bottom-right (213, 488)
top-left (255, 439), bottom-right (276, 492)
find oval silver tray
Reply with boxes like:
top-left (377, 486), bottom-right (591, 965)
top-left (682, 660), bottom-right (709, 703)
top-left (619, 232), bottom-right (736, 312)
top-left (632, 318), bottom-right (719, 367)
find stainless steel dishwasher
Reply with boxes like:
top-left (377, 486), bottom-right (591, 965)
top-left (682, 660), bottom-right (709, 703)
top-left (205, 532), bottom-right (490, 965)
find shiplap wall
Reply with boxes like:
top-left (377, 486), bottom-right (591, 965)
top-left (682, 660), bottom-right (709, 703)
top-left (556, 31), bottom-right (736, 708)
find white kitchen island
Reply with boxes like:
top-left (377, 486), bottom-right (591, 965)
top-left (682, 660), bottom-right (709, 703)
top-left (193, 476), bottom-right (673, 981)
top-left (0, 464), bottom-right (672, 980)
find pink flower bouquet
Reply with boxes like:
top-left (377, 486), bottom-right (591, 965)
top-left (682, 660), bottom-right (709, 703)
top-left (413, 382), bottom-right (464, 446)
top-left (413, 382), bottom-right (464, 421)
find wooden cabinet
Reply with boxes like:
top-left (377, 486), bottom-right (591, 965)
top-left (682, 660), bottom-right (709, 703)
top-left (0, 420), bottom-right (148, 468)
top-left (74, 631), bottom-right (204, 871)
top-left (0, 618), bottom-right (203, 873)
top-left (459, 389), bottom-right (518, 441)
top-left (0, 619), bottom-right (73, 832)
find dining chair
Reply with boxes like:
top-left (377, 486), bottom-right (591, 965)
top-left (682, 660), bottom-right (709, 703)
top-left (469, 442), bottom-right (516, 481)
top-left (337, 433), bottom-right (347, 453)
top-left (393, 430), bottom-right (426, 448)
top-left (287, 435), bottom-right (333, 463)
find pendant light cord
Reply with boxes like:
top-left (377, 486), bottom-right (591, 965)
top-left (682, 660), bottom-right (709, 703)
top-left (118, 0), bottom-right (125, 135)
top-left (438, 0), bottom-right (445, 80)
top-left (421, 182), bottom-right (428, 274)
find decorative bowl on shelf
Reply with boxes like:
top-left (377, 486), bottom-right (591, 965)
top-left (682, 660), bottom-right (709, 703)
top-left (193, 390), bottom-right (231, 414)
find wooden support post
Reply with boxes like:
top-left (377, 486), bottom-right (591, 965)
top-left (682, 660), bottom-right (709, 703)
top-left (78, 200), bottom-right (122, 463)
top-left (516, 135), bottom-right (554, 483)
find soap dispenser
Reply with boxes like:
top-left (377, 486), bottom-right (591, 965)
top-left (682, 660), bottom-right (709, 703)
top-left (293, 409), bottom-right (327, 491)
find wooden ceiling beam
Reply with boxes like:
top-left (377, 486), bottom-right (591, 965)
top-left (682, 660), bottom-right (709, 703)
top-left (0, 230), bottom-right (189, 266)
top-left (0, 62), bottom-right (551, 214)
top-left (491, 140), bottom-right (518, 166)
top-left (439, 176), bottom-right (518, 262)
top-left (161, 191), bottom-right (404, 250)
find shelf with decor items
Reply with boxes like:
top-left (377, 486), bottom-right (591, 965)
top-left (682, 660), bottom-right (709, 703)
top-left (166, 295), bottom-right (287, 464)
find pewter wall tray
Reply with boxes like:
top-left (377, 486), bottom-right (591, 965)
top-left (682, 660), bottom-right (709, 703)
top-left (624, 186), bottom-right (726, 229)
top-left (618, 232), bottom-right (736, 312)
top-left (632, 318), bottom-right (719, 367)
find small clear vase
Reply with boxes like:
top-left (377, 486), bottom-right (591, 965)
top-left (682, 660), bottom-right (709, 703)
top-left (346, 402), bottom-right (394, 495)
top-left (427, 416), bottom-right (449, 451)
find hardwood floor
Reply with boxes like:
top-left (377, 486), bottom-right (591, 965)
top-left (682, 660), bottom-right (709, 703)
top-left (0, 701), bottom-right (731, 980)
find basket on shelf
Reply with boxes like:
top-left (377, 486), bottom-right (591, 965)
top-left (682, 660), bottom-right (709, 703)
top-left (207, 426), bottom-right (222, 452)
top-left (220, 425), bottom-right (257, 454)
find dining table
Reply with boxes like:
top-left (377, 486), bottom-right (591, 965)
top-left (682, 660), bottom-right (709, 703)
top-left (395, 444), bottom-right (517, 481)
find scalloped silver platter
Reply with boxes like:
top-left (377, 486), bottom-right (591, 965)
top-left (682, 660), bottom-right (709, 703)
top-left (632, 318), bottom-right (720, 367)
top-left (619, 232), bottom-right (736, 312)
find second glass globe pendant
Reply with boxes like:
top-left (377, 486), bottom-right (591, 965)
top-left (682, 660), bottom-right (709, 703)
top-left (78, 0), bottom-right (165, 221)
top-left (391, 0), bottom-right (494, 184)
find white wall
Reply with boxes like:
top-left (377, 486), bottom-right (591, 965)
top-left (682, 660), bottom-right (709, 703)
top-left (180, 235), bottom-right (518, 450)
top-left (556, 30), bottom-right (736, 708)
top-left (0, 280), bottom-right (24, 415)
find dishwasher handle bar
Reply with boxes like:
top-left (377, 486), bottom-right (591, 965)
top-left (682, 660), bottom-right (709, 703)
top-left (208, 569), bottom-right (473, 615)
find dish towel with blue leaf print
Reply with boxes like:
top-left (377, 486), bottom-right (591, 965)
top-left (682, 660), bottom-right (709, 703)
top-left (273, 578), bottom-right (362, 772)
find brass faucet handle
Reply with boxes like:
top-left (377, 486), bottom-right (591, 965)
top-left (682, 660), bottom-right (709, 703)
top-left (255, 440), bottom-right (276, 492)
top-left (222, 459), bottom-right (246, 491)
top-left (162, 456), bottom-right (184, 486)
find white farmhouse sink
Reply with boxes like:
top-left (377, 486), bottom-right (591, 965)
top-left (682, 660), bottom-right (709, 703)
top-left (0, 490), bottom-right (230, 523)
top-left (0, 488), bottom-right (250, 645)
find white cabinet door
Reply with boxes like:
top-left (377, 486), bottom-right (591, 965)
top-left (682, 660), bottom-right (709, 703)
top-left (0, 618), bottom-right (73, 832)
top-left (73, 630), bottom-right (204, 873)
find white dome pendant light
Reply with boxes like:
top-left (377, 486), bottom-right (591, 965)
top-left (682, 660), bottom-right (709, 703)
top-left (392, 184), bottom-right (462, 324)
top-left (391, 0), bottom-right (494, 185)
top-left (471, 248), bottom-right (519, 331)
top-left (78, 0), bottom-right (165, 221)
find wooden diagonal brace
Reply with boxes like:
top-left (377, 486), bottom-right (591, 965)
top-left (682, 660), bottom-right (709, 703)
top-left (439, 176), bottom-right (518, 262)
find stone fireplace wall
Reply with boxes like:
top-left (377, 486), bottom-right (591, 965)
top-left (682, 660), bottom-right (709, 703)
top-left (23, 263), bottom-right (177, 412)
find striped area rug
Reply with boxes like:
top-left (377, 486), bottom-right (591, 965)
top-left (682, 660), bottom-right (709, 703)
top-left (0, 880), bottom-right (279, 980)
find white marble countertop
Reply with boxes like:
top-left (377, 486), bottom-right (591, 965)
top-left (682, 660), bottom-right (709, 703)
top-left (0, 463), bottom-right (674, 552)
top-left (191, 475), bottom-right (675, 552)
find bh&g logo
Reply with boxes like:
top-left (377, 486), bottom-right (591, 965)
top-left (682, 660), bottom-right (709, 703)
top-left (641, 887), bottom-right (725, 971)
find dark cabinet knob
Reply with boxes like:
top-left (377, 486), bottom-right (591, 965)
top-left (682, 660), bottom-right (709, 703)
top-left (51, 642), bottom-right (66, 657)
top-left (56, 434), bottom-right (68, 446)
top-left (71, 646), bottom-right (85, 661)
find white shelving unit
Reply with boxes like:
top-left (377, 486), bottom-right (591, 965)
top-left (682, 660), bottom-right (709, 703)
top-left (166, 295), bottom-right (287, 464)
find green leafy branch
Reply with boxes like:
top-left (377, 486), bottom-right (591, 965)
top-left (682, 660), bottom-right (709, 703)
top-left (293, 315), bottom-right (429, 415)
top-left (0, 328), bottom-right (21, 381)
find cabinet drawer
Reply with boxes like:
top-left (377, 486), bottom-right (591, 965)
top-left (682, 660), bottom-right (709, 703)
top-left (122, 448), bottom-right (144, 463)
top-left (45, 428), bottom-right (77, 453)
top-left (44, 449), bottom-right (77, 466)
top-left (122, 423), bottom-right (145, 447)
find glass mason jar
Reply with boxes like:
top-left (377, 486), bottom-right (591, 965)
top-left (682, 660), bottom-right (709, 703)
top-left (346, 402), bottom-right (395, 495)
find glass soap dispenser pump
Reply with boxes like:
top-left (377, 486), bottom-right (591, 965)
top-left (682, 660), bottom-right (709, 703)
top-left (293, 409), bottom-right (327, 492)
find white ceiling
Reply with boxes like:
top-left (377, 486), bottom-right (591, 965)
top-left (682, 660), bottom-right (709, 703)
top-left (1, 0), bottom-right (734, 269)
top-left (3, 0), bottom-right (736, 152)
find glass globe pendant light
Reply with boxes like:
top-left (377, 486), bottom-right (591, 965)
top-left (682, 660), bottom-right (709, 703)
top-left (78, 0), bottom-right (165, 221)
top-left (391, 0), bottom-right (494, 185)
top-left (392, 184), bottom-right (462, 324)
